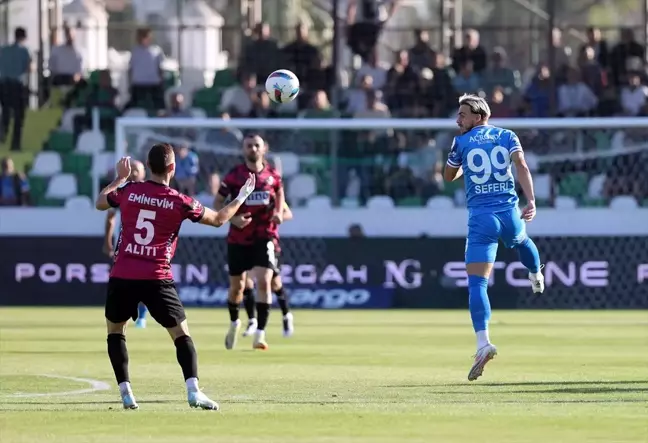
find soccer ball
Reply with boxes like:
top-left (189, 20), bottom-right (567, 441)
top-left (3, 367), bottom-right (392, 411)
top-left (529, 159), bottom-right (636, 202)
top-left (265, 69), bottom-right (300, 104)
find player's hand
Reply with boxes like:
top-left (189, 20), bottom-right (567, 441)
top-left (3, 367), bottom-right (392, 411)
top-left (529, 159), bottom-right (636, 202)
top-left (271, 211), bottom-right (283, 224)
top-left (231, 212), bottom-right (252, 229)
top-left (116, 157), bottom-right (131, 180)
top-left (103, 242), bottom-right (114, 258)
top-left (521, 201), bottom-right (537, 222)
top-left (237, 173), bottom-right (256, 201)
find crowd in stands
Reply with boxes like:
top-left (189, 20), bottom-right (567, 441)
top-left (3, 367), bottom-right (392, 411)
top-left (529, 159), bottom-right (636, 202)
top-left (1, 22), bottom-right (647, 209)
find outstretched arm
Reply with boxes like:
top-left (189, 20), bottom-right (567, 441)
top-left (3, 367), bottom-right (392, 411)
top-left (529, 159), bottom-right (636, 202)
top-left (200, 199), bottom-right (247, 228)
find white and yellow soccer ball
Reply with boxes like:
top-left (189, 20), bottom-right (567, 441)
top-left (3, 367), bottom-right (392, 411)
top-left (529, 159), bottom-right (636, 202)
top-left (265, 69), bottom-right (300, 104)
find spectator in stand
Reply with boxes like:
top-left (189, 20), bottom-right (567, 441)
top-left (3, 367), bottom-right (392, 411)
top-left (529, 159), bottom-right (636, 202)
top-left (302, 90), bottom-right (338, 118)
top-left (0, 27), bottom-right (31, 151)
top-left (489, 86), bottom-right (514, 118)
top-left (452, 60), bottom-right (481, 95)
top-left (430, 53), bottom-right (456, 116)
top-left (620, 71), bottom-right (648, 116)
top-left (384, 50), bottom-right (419, 114)
top-left (524, 64), bottom-right (552, 118)
top-left (355, 88), bottom-right (391, 119)
top-left (557, 67), bottom-right (598, 117)
top-left (597, 85), bottom-right (621, 116)
top-left (282, 23), bottom-right (321, 96)
top-left (49, 26), bottom-right (85, 107)
top-left (610, 28), bottom-right (646, 86)
top-left (408, 29), bottom-right (436, 72)
top-left (73, 69), bottom-right (119, 141)
top-left (452, 29), bottom-right (487, 74)
top-left (544, 28), bottom-right (573, 84)
top-left (354, 48), bottom-right (389, 90)
top-left (481, 47), bottom-right (520, 97)
top-left (128, 27), bottom-right (165, 110)
top-left (304, 54), bottom-right (335, 105)
top-left (239, 22), bottom-right (280, 82)
top-left (0, 156), bottom-right (30, 206)
top-left (346, 74), bottom-right (374, 114)
top-left (174, 144), bottom-right (199, 196)
top-left (196, 172), bottom-right (221, 207)
top-left (346, 0), bottom-right (399, 61)
top-left (160, 92), bottom-right (195, 140)
top-left (220, 72), bottom-right (257, 117)
top-left (580, 27), bottom-right (609, 69)
top-left (249, 91), bottom-right (279, 118)
top-left (579, 45), bottom-right (607, 96)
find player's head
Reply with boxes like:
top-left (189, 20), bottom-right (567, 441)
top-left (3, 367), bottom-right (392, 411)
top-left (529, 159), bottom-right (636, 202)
top-left (456, 94), bottom-right (491, 134)
top-left (129, 160), bottom-right (146, 182)
top-left (147, 143), bottom-right (175, 180)
top-left (242, 133), bottom-right (266, 164)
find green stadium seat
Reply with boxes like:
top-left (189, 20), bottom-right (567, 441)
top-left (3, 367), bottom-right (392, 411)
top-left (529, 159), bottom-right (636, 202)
top-left (192, 88), bottom-right (222, 116)
top-left (62, 153), bottom-right (92, 175)
top-left (47, 131), bottom-right (75, 154)
top-left (76, 174), bottom-right (93, 198)
top-left (212, 69), bottom-right (236, 89)
top-left (397, 196), bottom-right (422, 207)
top-left (163, 70), bottom-right (179, 89)
top-left (441, 179), bottom-right (463, 198)
top-left (558, 172), bottom-right (588, 199)
top-left (28, 176), bottom-right (49, 202)
top-left (583, 197), bottom-right (607, 207)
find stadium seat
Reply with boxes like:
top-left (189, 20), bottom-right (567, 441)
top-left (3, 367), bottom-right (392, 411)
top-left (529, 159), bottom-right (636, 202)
top-left (609, 196), bottom-right (639, 210)
top-left (554, 196), bottom-right (578, 209)
top-left (525, 152), bottom-right (539, 172)
top-left (93, 152), bottom-right (116, 177)
top-left (64, 195), bottom-right (93, 210)
top-left (190, 108), bottom-right (207, 119)
top-left (47, 130), bottom-right (76, 153)
top-left (340, 197), bottom-right (360, 208)
top-left (45, 174), bottom-right (78, 199)
top-left (30, 152), bottom-right (63, 177)
top-left (76, 131), bottom-right (106, 154)
top-left (306, 196), bottom-right (333, 209)
top-left (366, 196), bottom-right (395, 209)
top-left (533, 174), bottom-right (553, 203)
top-left (558, 172), bottom-right (588, 198)
top-left (274, 152), bottom-right (300, 177)
top-left (123, 108), bottom-right (148, 119)
top-left (426, 196), bottom-right (455, 209)
top-left (60, 108), bottom-right (85, 133)
top-left (587, 174), bottom-right (606, 199)
top-left (287, 174), bottom-right (317, 205)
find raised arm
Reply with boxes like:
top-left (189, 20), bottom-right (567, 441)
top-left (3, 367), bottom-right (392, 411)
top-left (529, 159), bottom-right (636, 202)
top-left (96, 157), bottom-right (131, 211)
top-left (199, 173), bottom-right (256, 227)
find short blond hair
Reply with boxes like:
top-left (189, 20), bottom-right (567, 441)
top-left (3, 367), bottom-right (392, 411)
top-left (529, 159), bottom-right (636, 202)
top-left (458, 94), bottom-right (491, 120)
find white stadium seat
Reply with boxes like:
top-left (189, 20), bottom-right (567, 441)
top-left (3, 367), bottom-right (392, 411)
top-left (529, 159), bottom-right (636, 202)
top-left (554, 196), bottom-right (578, 209)
top-left (65, 196), bottom-right (93, 210)
top-left (366, 196), bottom-right (395, 209)
top-left (76, 131), bottom-right (106, 154)
top-left (340, 197), bottom-right (360, 208)
top-left (190, 108), bottom-right (206, 119)
top-left (92, 152), bottom-right (116, 177)
top-left (60, 108), bottom-right (85, 133)
top-left (533, 174), bottom-right (552, 201)
top-left (273, 152), bottom-right (300, 177)
top-left (426, 196), bottom-right (454, 209)
top-left (610, 196), bottom-right (639, 210)
top-left (30, 152), bottom-right (62, 177)
top-left (287, 174), bottom-right (317, 205)
top-left (122, 108), bottom-right (148, 119)
top-left (587, 174), bottom-right (606, 199)
top-left (46, 174), bottom-right (78, 199)
top-left (306, 196), bottom-right (332, 209)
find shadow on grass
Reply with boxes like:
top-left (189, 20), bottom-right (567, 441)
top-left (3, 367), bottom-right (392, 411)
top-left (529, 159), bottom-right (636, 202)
top-left (386, 380), bottom-right (648, 389)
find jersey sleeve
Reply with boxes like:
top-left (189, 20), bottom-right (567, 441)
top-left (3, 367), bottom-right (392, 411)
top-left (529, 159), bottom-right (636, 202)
top-left (446, 137), bottom-right (462, 168)
top-left (106, 182), bottom-right (131, 208)
top-left (508, 131), bottom-right (523, 155)
top-left (180, 194), bottom-right (205, 223)
top-left (218, 171), bottom-right (235, 198)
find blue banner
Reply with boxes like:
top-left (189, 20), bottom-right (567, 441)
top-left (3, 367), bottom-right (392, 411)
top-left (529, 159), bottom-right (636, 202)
top-left (177, 285), bottom-right (394, 309)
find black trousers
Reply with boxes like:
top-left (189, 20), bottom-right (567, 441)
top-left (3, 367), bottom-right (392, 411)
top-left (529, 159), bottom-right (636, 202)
top-left (128, 84), bottom-right (165, 110)
top-left (0, 80), bottom-right (28, 150)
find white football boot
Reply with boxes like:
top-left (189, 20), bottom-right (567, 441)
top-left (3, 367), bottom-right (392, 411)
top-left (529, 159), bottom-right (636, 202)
top-left (529, 264), bottom-right (545, 294)
top-left (468, 343), bottom-right (498, 381)
top-left (224, 319), bottom-right (241, 350)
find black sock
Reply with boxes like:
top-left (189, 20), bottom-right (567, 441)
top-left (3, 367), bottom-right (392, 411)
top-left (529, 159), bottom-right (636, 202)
top-left (243, 287), bottom-right (256, 320)
top-left (107, 333), bottom-right (129, 384)
top-left (275, 287), bottom-right (291, 316)
top-left (227, 301), bottom-right (239, 322)
top-left (174, 335), bottom-right (198, 381)
top-left (256, 302), bottom-right (270, 330)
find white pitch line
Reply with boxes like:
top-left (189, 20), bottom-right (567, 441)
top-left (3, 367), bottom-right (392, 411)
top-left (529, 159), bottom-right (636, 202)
top-left (8, 374), bottom-right (111, 398)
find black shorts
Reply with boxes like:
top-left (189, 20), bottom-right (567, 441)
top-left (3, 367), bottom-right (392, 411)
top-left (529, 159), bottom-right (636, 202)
top-left (228, 240), bottom-right (280, 276)
top-left (105, 278), bottom-right (186, 328)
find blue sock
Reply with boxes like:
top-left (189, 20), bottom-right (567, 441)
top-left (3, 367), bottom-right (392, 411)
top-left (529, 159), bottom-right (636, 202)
top-left (516, 237), bottom-right (541, 273)
top-left (137, 304), bottom-right (147, 320)
top-left (468, 275), bottom-right (491, 333)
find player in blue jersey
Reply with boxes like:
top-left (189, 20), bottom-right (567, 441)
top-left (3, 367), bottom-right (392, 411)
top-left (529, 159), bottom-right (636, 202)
top-left (444, 94), bottom-right (545, 381)
top-left (103, 160), bottom-right (149, 328)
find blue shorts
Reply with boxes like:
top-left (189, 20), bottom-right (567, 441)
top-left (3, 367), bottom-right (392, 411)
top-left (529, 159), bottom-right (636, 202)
top-left (465, 207), bottom-right (528, 264)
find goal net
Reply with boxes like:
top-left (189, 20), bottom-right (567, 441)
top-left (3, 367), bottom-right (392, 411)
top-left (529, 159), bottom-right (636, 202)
top-left (113, 117), bottom-right (648, 310)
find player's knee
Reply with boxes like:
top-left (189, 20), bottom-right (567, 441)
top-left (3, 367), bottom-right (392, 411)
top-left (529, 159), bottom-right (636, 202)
top-left (245, 277), bottom-right (255, 290)
top-left (270, 276), bottom-right (282, 292)
top-left (228, 278), bottom-right (245, 303)
top-left (166, 320), bottom-right (190, 341)
top-left (106, 319), bottom-right (127, 335)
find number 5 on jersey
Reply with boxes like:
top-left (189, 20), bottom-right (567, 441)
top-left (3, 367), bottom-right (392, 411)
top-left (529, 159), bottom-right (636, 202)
top-left (135, 209), bottom-right (156, 245)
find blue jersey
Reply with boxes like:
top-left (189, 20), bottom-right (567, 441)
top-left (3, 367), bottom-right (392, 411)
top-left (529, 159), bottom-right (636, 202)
top-left (447, 125), bottom-right (522, 216)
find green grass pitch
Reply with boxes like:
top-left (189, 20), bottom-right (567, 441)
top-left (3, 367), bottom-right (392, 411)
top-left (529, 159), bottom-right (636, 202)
top-left (1, 308), bottom-right (646, 442)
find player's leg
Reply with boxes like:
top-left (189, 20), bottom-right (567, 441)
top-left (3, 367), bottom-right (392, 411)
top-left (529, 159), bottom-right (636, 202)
top-left (104, 278), bottom-right (139, 409)
top-left (241, 276), bottom-right (258, 336)
top-left (144, 280), bottom-right (219, 411)
top-left (224, 244), bottom-right (250, 349)
top-left (465, 214), bottom-right (500, 382)
top-left (249, 265), bottom-right (273, 350)
top-left (135, 302), bottom-right (148, 329)
top-left (500, 208), bottom-right (545, 293)
top-left (272, 274), bottom-right (294, 337)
